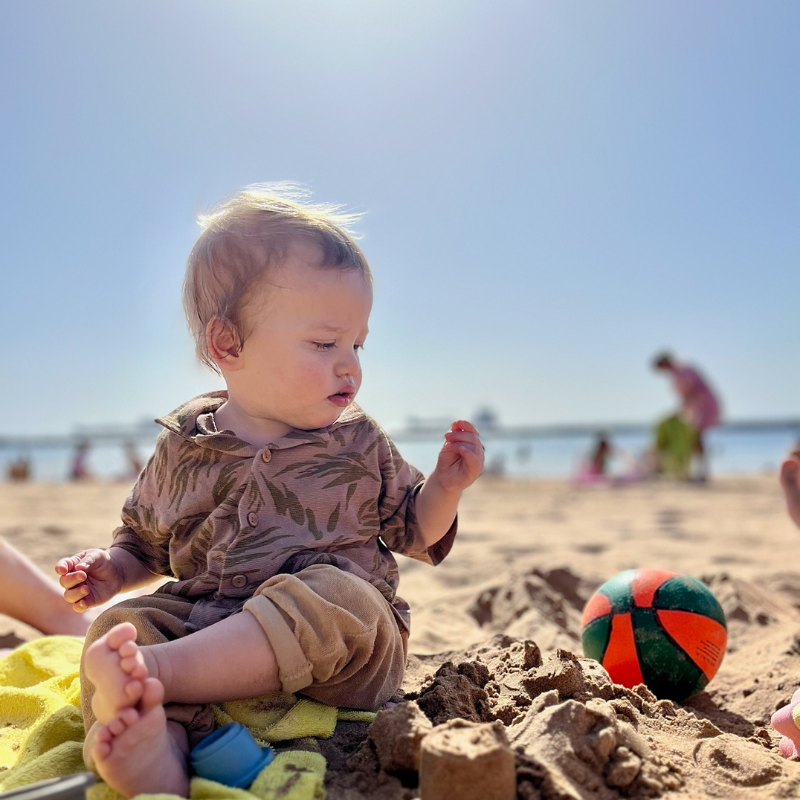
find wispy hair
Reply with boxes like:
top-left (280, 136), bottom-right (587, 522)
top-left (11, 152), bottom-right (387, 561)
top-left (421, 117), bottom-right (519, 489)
top-left (182, 183), bottom-right (370, 372)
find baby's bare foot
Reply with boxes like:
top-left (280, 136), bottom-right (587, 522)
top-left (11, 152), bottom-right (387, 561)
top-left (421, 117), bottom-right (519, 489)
top-left (84, 622), bottom-right (147, 724)
top-left (91, 677), bottom-right (190, 798)
top-left (780, 455), bottom-right (800, 529)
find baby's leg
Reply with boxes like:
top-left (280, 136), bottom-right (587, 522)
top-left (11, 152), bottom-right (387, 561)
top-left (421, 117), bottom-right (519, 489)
top-left (138, 611), bottom-right (282, 706)
top-left (87, 675), bottom-right (190, 798)
top-left (780, 452), bottom-right (800, 529)
top-left (83, 622), bottom-right (147, 724)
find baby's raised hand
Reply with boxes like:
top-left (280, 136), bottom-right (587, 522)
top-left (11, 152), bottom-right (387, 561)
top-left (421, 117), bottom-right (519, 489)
top-left (433, 420), bottom-right (485, 493)
top-left (55, 548), bottom-right (123, 612)
top-left (780, 449), bottom-right (800, 529)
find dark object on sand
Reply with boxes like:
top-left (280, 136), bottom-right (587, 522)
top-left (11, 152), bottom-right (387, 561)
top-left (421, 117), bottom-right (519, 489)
top-left (0, 773), bottom-right (95, 800)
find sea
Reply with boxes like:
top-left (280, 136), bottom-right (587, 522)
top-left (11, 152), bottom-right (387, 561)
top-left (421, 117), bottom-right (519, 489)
top-left (3, 424), bottom-right (799, 483)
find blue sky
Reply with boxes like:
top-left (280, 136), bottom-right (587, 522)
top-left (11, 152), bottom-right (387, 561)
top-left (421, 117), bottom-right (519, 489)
top-left (2, 1), bottom-right (798, 435)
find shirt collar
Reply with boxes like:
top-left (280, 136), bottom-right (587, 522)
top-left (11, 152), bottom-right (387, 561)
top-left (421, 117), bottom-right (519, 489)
top-left (156, 391), bottom-right (367, 456)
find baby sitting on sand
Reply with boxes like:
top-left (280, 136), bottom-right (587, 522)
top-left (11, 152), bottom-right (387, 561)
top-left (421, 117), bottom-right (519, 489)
top-left (56, 187), bottom-right (484, 798)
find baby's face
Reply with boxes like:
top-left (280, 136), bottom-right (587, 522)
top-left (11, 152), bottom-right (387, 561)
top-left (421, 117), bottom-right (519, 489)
top-left (231, 241), bottom-right (372, 433)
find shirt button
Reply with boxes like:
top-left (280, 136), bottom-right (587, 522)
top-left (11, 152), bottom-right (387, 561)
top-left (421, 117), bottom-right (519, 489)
top-left (247, 511), bottom-right (259, 527)
top-left (231, 575), bottom-right (247, 589)
top-left (261, 449), bottom-right (272, 463)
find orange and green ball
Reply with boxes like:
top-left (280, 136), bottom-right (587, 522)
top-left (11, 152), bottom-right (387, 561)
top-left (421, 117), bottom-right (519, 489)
top-left (581, 569), bottom-right (727, 702)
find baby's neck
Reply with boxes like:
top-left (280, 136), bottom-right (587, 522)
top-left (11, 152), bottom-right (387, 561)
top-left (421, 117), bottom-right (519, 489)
top-left (213, 400), bottom-right (292, 449)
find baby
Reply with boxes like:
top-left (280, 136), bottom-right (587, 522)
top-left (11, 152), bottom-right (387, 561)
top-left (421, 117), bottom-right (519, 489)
top-left (56, 188), bottom-right (484, 797)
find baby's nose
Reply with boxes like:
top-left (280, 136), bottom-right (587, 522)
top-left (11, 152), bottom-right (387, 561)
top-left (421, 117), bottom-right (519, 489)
top-left (337, 350), bottom-right (360, 376)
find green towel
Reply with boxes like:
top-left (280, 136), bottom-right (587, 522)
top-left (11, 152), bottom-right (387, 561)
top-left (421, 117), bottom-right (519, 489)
top-left (654, 414), bottom-right (697, 479)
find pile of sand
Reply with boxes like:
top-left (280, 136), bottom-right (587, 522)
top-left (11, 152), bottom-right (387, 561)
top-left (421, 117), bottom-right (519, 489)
top-left (319, 565), bottom-right (800, 798)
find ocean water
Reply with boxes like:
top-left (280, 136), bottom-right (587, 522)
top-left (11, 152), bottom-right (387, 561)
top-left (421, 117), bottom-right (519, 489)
top-left (396, 426), bottom-right (800, 480)
top-left (3, 425), bottom-right (798, 483)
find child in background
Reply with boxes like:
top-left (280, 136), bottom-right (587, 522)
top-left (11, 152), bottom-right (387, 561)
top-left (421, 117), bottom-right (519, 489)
top-left (56, 187), bottom-right (484, 797)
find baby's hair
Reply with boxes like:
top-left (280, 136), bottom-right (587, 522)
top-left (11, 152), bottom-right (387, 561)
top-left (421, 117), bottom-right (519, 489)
top-left (183, 183), bottom-right (371, 372)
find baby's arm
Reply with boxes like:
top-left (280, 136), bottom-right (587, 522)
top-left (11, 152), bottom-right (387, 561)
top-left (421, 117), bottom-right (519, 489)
top-left (56, 547), bottom-right (157, 612)
top-left (780, 448), bottom-right (800, 530)
top-left (415, 420), bottom-right (484, 547)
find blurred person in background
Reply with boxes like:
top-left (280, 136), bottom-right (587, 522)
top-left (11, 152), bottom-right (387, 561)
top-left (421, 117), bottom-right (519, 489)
top-left (653, 352), bottom-right (721, 481)
top-left (69, 440), bottom-right (93, 481)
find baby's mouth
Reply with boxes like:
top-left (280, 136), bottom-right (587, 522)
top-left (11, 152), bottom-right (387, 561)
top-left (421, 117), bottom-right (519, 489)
top-left (328, 391), bottom-right (353, 407)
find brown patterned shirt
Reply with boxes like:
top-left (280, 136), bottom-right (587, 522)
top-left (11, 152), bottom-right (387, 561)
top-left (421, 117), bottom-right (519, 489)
top-left (111, 392), bottom-right (456, 633)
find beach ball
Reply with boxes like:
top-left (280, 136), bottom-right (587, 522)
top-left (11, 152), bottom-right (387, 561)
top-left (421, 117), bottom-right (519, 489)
top-left (581, 569), bottom-right (727, 702)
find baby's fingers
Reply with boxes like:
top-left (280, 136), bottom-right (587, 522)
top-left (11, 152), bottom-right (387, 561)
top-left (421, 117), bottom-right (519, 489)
top-left (449, 419), bottom-right (479, 435)
top-left (55, 556), bottom-right (83, 576)
top-left (443, 438), bottom-right (483, 458)
top-left (444, 430), bottom-right (483, 448)
top-left (442, 439), bottom-right (485, 474)
top-left (58, 569), bottom-right (88, 590)
top-left (62, 582), bottom-right (91, 609)
top-left (55, 550), bottom-right (95, 576)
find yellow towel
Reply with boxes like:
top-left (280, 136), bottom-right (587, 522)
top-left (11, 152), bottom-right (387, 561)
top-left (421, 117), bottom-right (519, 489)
top-left (212, 696), bottom-right (375, 743)
top-left (0, 636), bottom-right (86, 792)
top-left (214, 697), bottom-right (338, 743)
top-left (0, 637), bottom-right (374, 800)
top-left (85, 752), bottom-right (326, 800)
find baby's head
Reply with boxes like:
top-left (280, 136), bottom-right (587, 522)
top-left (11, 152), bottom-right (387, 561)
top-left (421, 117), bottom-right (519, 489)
top-left (183, 186), bottom-right (373, 433)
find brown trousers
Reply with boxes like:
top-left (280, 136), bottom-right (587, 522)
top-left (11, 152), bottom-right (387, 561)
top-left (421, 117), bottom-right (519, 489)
top-left (80, 565), bottom-right (408, 745)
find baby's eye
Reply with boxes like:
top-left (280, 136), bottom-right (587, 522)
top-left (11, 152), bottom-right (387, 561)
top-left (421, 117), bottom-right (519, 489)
top-left (353, 343), bottom-right (364, 352)
top-left (312, 342), bottom-right (335, 351)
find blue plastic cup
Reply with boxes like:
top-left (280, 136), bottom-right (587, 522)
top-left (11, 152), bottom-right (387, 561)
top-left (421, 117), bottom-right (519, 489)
top-left (190, 723), bottom-right (275, 788)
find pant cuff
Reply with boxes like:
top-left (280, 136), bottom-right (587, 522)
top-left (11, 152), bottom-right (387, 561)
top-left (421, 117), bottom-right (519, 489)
top-left (243, 595), bottom-right (314, 694)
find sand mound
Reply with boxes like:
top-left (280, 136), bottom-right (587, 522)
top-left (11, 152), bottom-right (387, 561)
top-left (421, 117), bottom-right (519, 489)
top-left (321, 565), bottom-right (800, 799)
top-left (324, 634), bottom-right (798, 799)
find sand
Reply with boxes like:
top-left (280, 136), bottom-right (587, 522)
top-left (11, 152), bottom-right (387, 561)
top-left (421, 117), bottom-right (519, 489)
top-left (2, 474), bottom-right (800, 798)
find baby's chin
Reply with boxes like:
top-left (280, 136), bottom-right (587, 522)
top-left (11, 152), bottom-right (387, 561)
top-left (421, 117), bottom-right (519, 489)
top-left (291, 404), bottom-right (352, 432)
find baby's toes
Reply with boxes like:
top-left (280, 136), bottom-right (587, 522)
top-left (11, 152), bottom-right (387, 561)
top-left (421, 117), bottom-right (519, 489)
top-left (106, 718), bottom-right (126, 737)
top-left (123, 679), bottom-right (145, 705)
top-left (117, 639), bottom-right (138, 657)
top-left (119, 655), bottom-right (148, 680)
top-left (95, 725), bottom-right (113, 745)
top-left (107, 708), bottom-right (139, 737)
top-left (92, 740), bottom-right (112, 761)
top-left (106, 623), bottom-right (138, 653)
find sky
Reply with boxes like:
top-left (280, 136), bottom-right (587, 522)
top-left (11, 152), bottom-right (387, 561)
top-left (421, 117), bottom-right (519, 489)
top-left (2, 1), bottom-right (798, 436)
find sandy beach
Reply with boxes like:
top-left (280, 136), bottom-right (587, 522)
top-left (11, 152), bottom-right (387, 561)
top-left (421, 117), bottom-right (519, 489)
top-left (2, 474), bottom-right (800, 798)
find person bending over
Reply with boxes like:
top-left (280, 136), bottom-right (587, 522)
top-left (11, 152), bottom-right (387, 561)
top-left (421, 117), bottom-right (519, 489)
top-left (652, 352), bottom-right (721, 480)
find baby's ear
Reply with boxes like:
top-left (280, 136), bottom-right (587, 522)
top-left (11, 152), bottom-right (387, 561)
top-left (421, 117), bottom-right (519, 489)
top-left (206, 318), bottom-right (242, 368)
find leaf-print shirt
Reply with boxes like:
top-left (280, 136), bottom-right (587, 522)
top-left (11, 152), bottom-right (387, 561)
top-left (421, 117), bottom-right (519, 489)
top-left (111, 391), bottom-right (457, 633)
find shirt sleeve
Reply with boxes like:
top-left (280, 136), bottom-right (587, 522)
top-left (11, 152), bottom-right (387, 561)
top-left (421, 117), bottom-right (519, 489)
top-left (109, 431), bottom-right (175, 576)
top-left (375, 429), bottom-right (457, 565)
